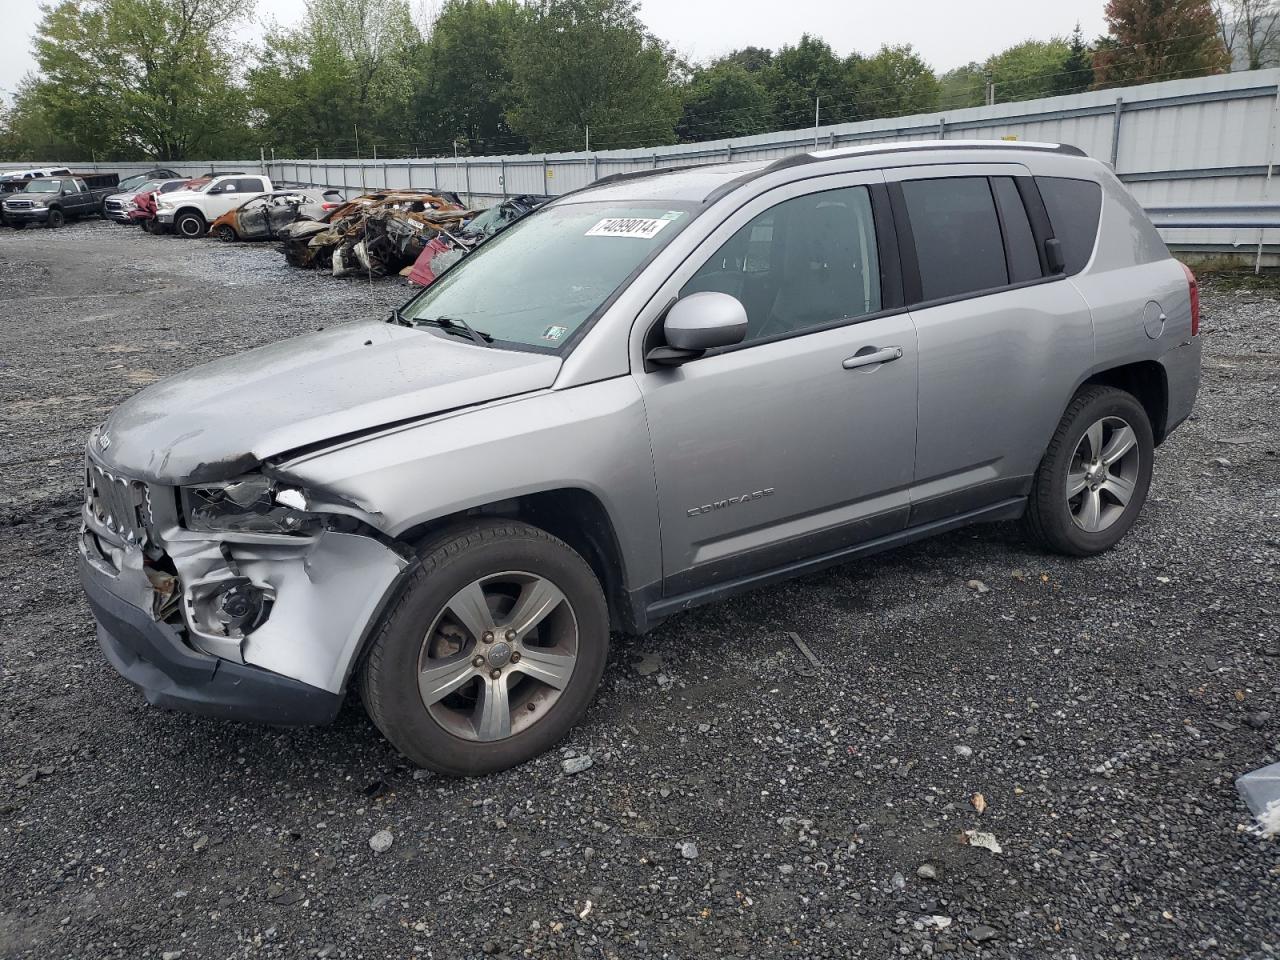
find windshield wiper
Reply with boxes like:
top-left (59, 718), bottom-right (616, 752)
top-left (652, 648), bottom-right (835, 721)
top-left (390, 305), bottom-right (411, 326)
top-left (415, 315), bottom-right (493, 348)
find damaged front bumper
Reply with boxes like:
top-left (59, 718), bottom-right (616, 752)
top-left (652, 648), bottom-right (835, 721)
top-left (78, 448), bottom-right (410, 725)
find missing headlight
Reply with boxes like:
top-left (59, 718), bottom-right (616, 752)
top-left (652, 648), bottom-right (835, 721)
top-left (181, 476), bottom-right (320, 535)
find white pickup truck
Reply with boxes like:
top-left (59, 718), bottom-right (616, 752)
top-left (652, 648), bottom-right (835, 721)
top-left (155, 174), bottom-right (272, 238)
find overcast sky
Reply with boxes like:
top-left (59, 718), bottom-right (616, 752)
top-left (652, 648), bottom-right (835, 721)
top-left (0, 0), bottom-right (1110, 99)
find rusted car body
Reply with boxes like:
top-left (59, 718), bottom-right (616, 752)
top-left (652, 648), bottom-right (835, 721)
top-left (278, 191), bottom-right (468, 277)
top-left (208, 189), bottom-right (346, 242)
top-left (406, 194), bottom-right (548, 287)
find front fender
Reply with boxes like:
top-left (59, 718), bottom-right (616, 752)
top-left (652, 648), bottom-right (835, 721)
top-left (271, 377), bottom-right (662, 594)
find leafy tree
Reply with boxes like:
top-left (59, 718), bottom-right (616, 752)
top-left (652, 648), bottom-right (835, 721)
top-left (23, 0), bottom-right (252, 161)
top-left (764, 34), bottom-right (858, 127)
top-left (938, 62), bottom-right (987, 108)
top-left (985, 39), bottom-right (1072, 101)
top-left (1056, 24), bottom-right (1094, 94)
top-left (676, 61), bottom-right (773, 142)
top-left (1093, 0), bottom-right (1231, 87)
top-left (1213, 0), bottom-right (1280, 68)
top-left (506, 0), bottom-right (682, 152)
top-left (412, 0), bottom-right (527, 155)
top-left (719, 46), bottom-right (774, 74)
top-left (853, 44), bottom-right (939, 118)
top-left (248, 0), bottom-right (420, 157)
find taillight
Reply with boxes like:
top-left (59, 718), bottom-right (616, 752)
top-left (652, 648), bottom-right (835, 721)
top-left (321, 202), bottom-right (339, 210)
top-left (1180, 261), bottom-right (1200, 336)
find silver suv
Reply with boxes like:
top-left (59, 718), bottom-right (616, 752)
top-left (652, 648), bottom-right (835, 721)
top-left (79, 141), bottom-right (1202, 775)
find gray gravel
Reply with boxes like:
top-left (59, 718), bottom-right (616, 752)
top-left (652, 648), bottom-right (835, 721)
top-left (1, 219), bottom-right (1277, 959)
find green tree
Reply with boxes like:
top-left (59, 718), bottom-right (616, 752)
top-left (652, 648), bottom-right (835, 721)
top-left (412, 0), bottom-right (526, 155)
top-left (852, 44), bottom-right (939, 118)
top-left (1056, 24), bottom-right (1094, 94)
top-left (765, 34), bottom-right (858, 127)
top-left (985, 38), bottom-right (1072, 101)
top-left (937, 62), bottom-right (987, 108)
top-left (1093, 0), bottom-right (1230, 86)
top-left (719, 46), bottom-right (774, 74)
top-left (506, 0), bottom-right (682, 152)
top-left (248, 0), bottom-right (420, 157)
top-left (676, 61), bottom-right (773, 142)
top-left (24, 0), bottom-right (252, 161)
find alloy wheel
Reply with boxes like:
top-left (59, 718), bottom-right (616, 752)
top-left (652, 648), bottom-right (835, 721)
top-left (1067, 416), bottom-right (1140, 533)
top-left (417, 571), bottom-right (579, 742)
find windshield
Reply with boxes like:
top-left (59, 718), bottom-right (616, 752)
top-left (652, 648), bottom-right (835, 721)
top-left (402, 200), bottom-right (693, 350)
top-left (24, 180), bottom-right (61, 193)
top-left (133, 180), bottom-right (161, 195)
top-left (117, 174), bottom-right (149, 191)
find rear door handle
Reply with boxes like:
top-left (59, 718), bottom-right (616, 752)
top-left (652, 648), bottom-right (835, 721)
top-left (842, 346), bottom-right (903, 370)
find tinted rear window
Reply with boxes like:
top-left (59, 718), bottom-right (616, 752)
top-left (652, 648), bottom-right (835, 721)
top-left (1035, 176), bottom-right (1102, 275)
top-left (902, 177), bottom-right (1008, 301)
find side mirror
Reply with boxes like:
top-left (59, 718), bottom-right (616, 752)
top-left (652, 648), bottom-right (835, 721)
top-left (646, 292), bottom-right (748, 367)
top-left (1044, 237), bottom-right (1066, 275)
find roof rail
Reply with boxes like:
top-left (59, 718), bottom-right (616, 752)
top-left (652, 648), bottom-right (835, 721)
top-left (761, 139), bottom-right (1086, 176)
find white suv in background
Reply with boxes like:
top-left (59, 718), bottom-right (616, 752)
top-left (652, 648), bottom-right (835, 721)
top-left (156, 174), bottom-right (273, 238)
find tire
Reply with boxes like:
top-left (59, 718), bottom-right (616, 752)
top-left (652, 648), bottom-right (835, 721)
top-left (360, 520), bottom-right (609, 777)
top-left (1025, 385), bottom-right (1154, 556)
top-left (174, 210), bottom-right (206, 238)
top-left (11, 222), bottom-right (23, 230)
top-left (214, 223), bottom-right (237, 242)
top-left (143, 219), bottom-right (167, 235)
top-left (46, 208), bottom-right (65, 229)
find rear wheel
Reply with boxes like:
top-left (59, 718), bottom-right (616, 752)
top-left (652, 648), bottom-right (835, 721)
top-left (46, 208), bottom-right (65, 229)
top-left (1025, 385), bottom-right (1154, 556)
top-left (174, 210), bottom-right (206, 238)
top-left (360, 520), bottom-right (609, 777)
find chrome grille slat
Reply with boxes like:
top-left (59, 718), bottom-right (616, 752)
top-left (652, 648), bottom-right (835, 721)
top-left (84, 459), bottom-right (149, 545)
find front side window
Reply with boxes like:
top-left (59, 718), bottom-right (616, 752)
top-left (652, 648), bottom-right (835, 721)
top-left (402, 200), bottom-right (693, 351)
top-left (680, 185), bottom-right (881, 344)
top-left (902, 177), bottom-right (1008, 301)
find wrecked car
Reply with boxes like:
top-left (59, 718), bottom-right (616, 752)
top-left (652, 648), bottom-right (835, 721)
top-left (79, 142), bottom-right (1201, 777)
top-left (406, 194), bottom-right (548, 287)
top-left (106, 178), bottom-right (193, 225)
top-left (209, 189), bottom-right (346, 242)
top-left (130, 178), bottom-right (212, 233)
top-left (278, 190), bottom-right (468, 277)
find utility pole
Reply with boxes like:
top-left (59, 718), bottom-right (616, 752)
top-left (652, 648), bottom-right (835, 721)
top-left (354, 125), bottom-right (361, 159)
top-left (585, 125), bottom-right (590, 153)
top-left (814, 96), bottom-right (821, 149)
top-left (984, 69), bottom-right (995, 107)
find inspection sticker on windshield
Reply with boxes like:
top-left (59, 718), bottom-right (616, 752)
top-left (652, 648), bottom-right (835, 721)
top-left (585, 217), bottom-right (673, 240)
top-left (542, 325), bottom-right (569, 342)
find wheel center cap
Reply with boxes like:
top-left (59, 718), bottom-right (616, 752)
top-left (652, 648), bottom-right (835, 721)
top-left (486, 641), bottom-right (513, 668)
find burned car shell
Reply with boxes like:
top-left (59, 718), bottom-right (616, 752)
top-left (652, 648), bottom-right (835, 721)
top-left (406, 194), bottom-right (548, 287)
top-left (208, 189), bottom-right (343, 242)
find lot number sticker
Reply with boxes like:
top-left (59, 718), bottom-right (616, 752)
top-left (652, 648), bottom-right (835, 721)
top-left (585, 217), bottom-right (672, 239)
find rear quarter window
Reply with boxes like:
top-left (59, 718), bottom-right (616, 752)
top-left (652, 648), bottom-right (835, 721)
top-left (1035, 176), bottom-right (1103, 275)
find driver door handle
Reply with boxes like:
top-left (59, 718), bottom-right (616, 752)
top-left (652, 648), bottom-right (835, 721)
top-left (843, 346), bottom-right (903, 369)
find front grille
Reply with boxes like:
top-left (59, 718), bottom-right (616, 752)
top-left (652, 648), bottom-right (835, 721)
top-left (85, 461), bottom-right (150, 545)
top-left (105, 200), bottom-right (123, 212)
top-left (6, 200), bottom-right (32, 209)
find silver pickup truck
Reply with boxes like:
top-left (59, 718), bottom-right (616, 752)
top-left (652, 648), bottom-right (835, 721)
top-left (79, 141), bottom-right (1201, 776)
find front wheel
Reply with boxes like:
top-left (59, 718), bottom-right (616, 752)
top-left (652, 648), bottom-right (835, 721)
top-left (1025, 385), bottom-right (1154, 556)
top-left (360, 520), bottom-right (609, 777)
top-left (214, 223), bottom-right (237, 242)
top-left (46, 208), bottom-right (65, 229)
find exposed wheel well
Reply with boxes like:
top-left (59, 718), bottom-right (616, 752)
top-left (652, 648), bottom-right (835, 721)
top-left (399, 489), bottom-right (635, 633)
top-left (1083, 361), bottom-right (1169, 444)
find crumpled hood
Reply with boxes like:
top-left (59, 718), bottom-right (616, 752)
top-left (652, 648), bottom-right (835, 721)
top-left (95, 319), bottom-right (562, 484)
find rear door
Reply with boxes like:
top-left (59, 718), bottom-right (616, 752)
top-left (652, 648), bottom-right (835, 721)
top-left (884, 164), bottom-right (1094, 524)
top-left (634, 173), bottom-right (920, 595)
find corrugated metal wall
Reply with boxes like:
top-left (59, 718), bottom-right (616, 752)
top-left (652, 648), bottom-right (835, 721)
top-left (16, 68), bottom-right (1280, 252)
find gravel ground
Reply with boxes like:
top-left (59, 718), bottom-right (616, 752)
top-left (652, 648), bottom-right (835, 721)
top-left (0, 219), bottom-right (1277, 960)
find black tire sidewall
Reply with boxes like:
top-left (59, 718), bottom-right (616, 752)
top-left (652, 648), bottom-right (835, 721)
top-left (366, 525), bottom-right (609, 776)
top-left (47, 209), bottom-right (64, 228)
top-left (176, 213), bottom-right (205, 237)
top-left (1037, 389), bottom-right (1154, 555)
top-left (215, 225), bottom-right (236, 242)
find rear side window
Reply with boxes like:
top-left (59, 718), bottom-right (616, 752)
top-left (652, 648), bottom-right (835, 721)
top-left (236, 178), bottom-right (267, 193)
top-left (901, 177), bottom-right (1007, 301)
top-left (1035, 176), bottom-right (1102, 275)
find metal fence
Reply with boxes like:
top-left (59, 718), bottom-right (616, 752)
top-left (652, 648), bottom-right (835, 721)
top-left (14, 68), bottom-right (1280, 256)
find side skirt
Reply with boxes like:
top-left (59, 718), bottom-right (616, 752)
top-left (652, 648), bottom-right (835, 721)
top-left (640, 497), bottom-right (1026, 627)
